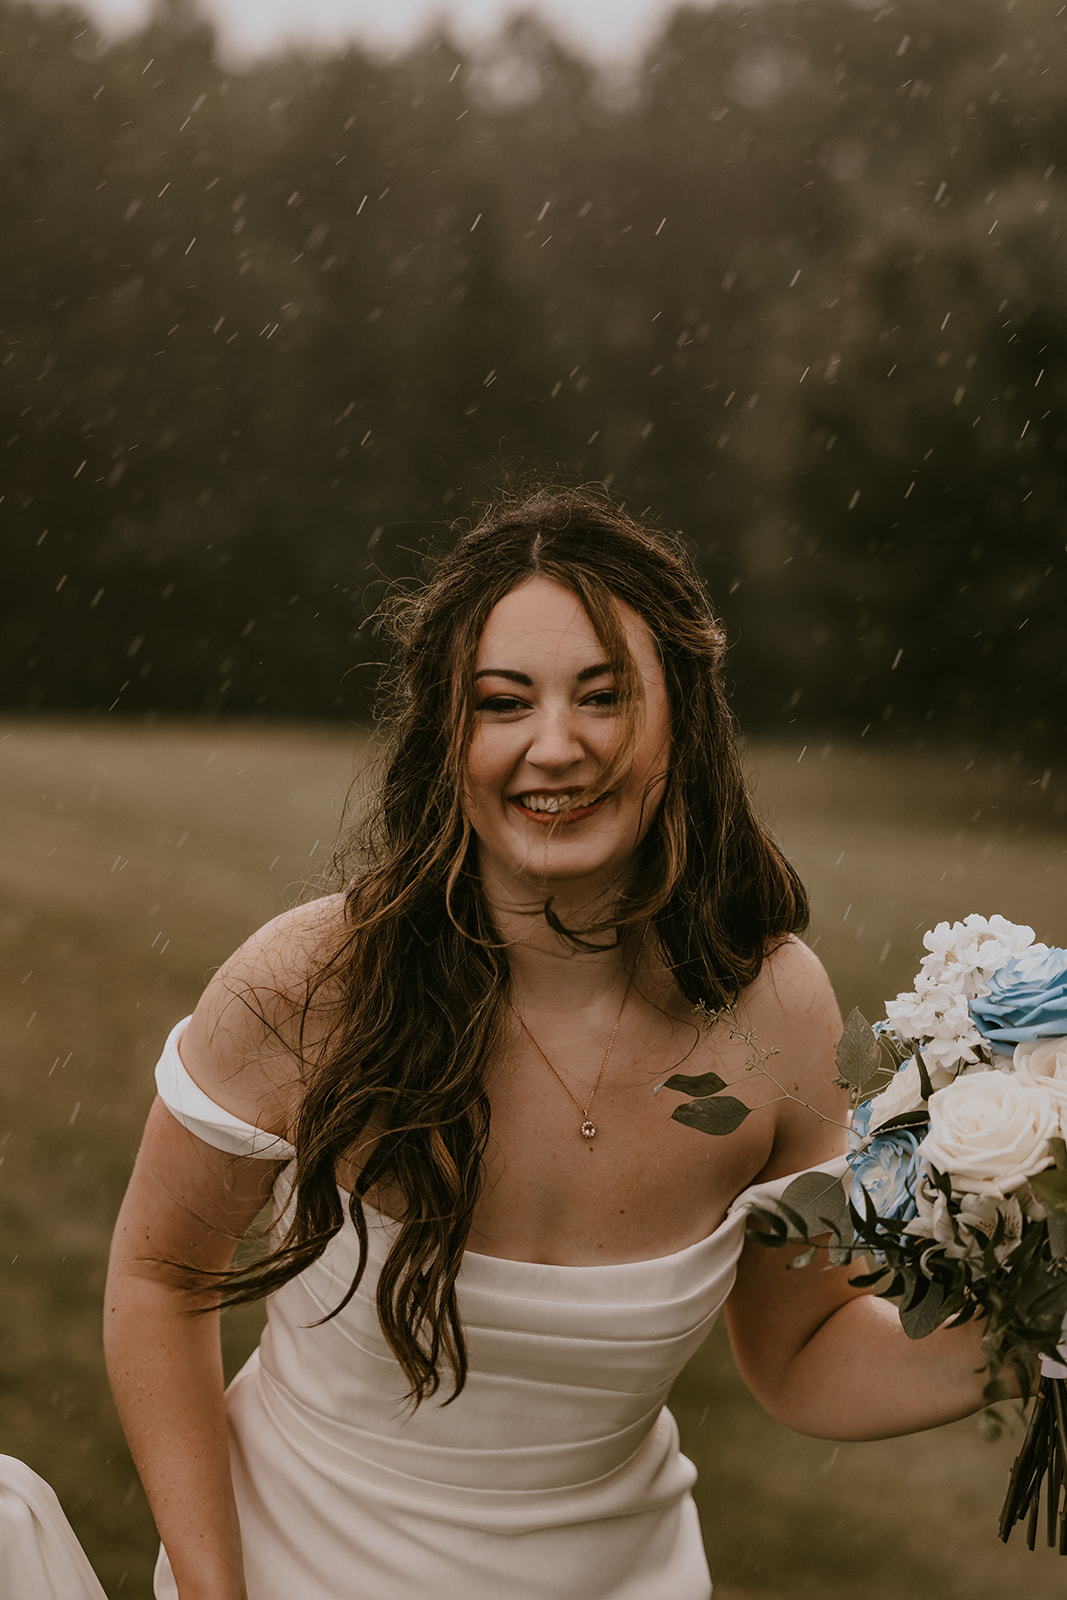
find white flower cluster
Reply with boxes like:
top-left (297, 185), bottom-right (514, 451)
top-left (921, 913), bottom-right (1039, 997)
top-left (882, 914), bottom-right (1039, 1085)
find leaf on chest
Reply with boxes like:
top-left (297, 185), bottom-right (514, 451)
top-left (670, 1094), bottom-right (751, 1135)
top-left (655, 1069), bottom-right (728, 1098)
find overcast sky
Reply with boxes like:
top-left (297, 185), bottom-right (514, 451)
top-left (63, 0), bottom-right (701, 66)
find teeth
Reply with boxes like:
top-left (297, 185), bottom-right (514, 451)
top-left (518, 793), bottom-right (572, 813)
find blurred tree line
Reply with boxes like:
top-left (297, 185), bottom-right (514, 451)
top-left (2, 0), bottom-right (1065, 748)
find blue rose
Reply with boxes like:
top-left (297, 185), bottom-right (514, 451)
top-left (849, 1097), bottom-right (926, 1222)
top-left (970, 946), bottom-right (1067, 1047)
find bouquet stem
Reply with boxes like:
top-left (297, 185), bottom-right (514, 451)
top-left (999, 1377), bottom-right (1067, 1553)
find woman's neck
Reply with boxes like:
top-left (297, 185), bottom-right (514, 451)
top-left (487, 890), bottom-right (644, 1014)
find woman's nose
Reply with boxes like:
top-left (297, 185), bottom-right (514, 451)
top-left (526, 707), bottom-right (585, 769)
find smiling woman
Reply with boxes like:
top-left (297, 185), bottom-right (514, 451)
top-left (466, 577), bottom-right (671, 897)
top-left (96, 485), bottom-right (999, 1600)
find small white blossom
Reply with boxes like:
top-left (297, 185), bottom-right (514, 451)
top-left (919, 915), bottom-right (1038, 1000)
top-left (880, 917), bottom-right (1040, 1080)
top-left (883, 983), bottom-right (984, 1083)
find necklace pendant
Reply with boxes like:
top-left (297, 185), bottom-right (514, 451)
top-left (580, 1119), bottom-right (597, 1140)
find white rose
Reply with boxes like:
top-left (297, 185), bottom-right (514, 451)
top-left (1014, 1036), bottom-right (1067, 1125)
top-left (919, 1072), bottom-right (1057, 1198)
top-left (866, 1057), bottom-right (925, 1133)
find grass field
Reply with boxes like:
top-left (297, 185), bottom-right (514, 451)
top-left (2, 718), bottom-right (1066, 1597)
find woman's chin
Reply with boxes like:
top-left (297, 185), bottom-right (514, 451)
top-left (496, 849), bottom-right (629, 904)
top-left (473, 823), bottom-right (638, 907)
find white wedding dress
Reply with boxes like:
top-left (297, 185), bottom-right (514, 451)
top-left (149, 1017), bottom-right (842, 1600)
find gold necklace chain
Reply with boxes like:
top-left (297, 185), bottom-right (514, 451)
top-left (507, 927), bottom-right (647, 1143)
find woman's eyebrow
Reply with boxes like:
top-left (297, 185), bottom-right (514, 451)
top-left (473, 662), bottom-right (615, 684)
top-left (473, 668), bottom-right (532, 684)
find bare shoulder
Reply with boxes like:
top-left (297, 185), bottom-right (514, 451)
top-left (178, 893), bottom-right (348, 1135)
top-left (741, 936), bottom-right (841, 1045)
top-left (737, 936), bottom-right (848, 1176)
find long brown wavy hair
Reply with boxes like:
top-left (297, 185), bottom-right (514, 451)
top-left (217, 485), bottom-right (808, 1404)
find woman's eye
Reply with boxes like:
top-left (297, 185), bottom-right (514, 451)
top-left (583, 689), bottom-right (619, 709)
top-left (476, 695), bottom-right (527, 713)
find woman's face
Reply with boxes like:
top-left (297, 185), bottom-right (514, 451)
top-left (464, 576), bottom-right (670, 902)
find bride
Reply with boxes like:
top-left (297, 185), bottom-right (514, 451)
top-left (102, 486), bottom-right (991, 1599)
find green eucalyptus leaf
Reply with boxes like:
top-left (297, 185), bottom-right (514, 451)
top-left (981, 1376), bottom-right (1014, 1405)
top-left (1020, 1282), bottom-right (1067, 1327)
top-left (779, 1171), bottom-right (854, 1244)
top-left (849, 1265), bottom-right (892, 1290)
top-left (774, 1201), bottom-right (813, 1238)
top-left (1051, 1136), bottom-right (1067, 1170)
top-left (913, 1049), bottom-right (935, 1101)
top-left (929, 1165), bottom-right (954, 1201)
top-left (671, 1096), bottom-right (751, 1136)
top-left (747, 1205), bottom-right (790, 1239)
top-left (1029, 1167), bottom-right (1067, 1215)
top-left (899, 1278), bottom-right (948, 1340)
top-left (787, 1245), bottom-right (819, 1270)
top-left (893, 1264), bottom-right (917, 1301)
top-left (869, 1108), bottom-right (931, 1135)
top-left (834, 1009), bottom-right (883, 1091)
top-left (1047, 1209), bottom-right (1067, 1260)
top-left (750, 1231), bottom-right (794, 1251)
top-left (878, 1269), bottom-right (909, 1303)
top-left (658, 1071), bottom-right (729, 1098)
top-left (1008, 1355), bottom-right (1035, 1407)
top-left (858, 1183), bottom-right (882, 1231)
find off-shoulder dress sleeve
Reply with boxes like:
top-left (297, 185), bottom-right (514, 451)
top-left (154, 1016), bottom-right (297, 1162)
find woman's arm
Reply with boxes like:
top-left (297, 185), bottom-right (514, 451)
top-left (724, 939), bottom-right (989, 1441)
top-left (105, 899), bottom-right (342, 1596)
top-left (104, 1098), bottom-right (283, 1600)
top-left (727, 1221), bottom-right (988, 1441)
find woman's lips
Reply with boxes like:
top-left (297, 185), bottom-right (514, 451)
top-left (510, 794), bottom-right (606, 826)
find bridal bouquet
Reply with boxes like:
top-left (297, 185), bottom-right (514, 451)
top-left (665, 914), bottom-right (1067, 1551)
